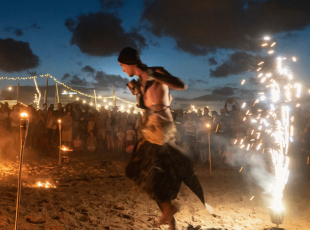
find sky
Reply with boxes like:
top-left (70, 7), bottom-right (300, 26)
top-left (1, 0), bottom-right (310, 107)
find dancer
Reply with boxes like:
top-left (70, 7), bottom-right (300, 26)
top-left (118, 47), bottom-right (213, 229)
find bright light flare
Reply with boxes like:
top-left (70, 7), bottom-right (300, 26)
top-left (292, 56), bottom-right (297, 62)
top-left (20, 113), bottom-right (28, 118)
top-left (264, 36), bottom-right (271, 41)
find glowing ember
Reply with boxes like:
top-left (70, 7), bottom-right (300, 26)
top-left (36, 181), bottom-right (56, 188)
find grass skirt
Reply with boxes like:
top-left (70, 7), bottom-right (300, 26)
top-left (126, 140), bottom-right (205, 204)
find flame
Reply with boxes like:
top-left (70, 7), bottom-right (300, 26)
top-left (20, 113), bottom-right (28, 118)
top-left (36, 181), bottom-right (56, 188)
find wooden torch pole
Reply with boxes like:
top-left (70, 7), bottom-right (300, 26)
top-left (15, 113), bottom-right (29, 230)
top-left (58, 120), bottom-right (62, 164)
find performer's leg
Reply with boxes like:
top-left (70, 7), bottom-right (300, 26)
top-left (156, 201), bottom-right (178, 230)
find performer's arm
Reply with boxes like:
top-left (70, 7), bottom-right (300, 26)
top-left (233, 98), bottom-right (240, 110)
top-left (147, 68), bottom-right (187, 90)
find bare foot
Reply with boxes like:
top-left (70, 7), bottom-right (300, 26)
top-left (157, 202), bottom-right (178, 227)
top-left (168, 216), bottom-right (179, 230)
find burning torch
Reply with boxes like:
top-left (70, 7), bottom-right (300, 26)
top-left (58, 119), bottom-right (62, 165)
top-left (15, 113), bottom-right (29, 230)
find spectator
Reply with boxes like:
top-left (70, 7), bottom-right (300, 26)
top-left (72, 103), bottom-right (82, 139)
top-left (127, 107), bottom-right (136, 127)
top-left (97, 106), bottom-right (107, 151)
top-left (42, 103), bottom-right (48, 121)
top-left (183, 113), bottom-right (197, 158)
top-left (54, 103), bottom-right (64, 120)
top-left (87, 130), bottom-right (97, 152)
top-left (48, 104), bottom-right (54, 114)
top-left (116, 126), bottom-right (125, 152)
top-left (46, 110), bottom-right (57, 145)
top-left (62, 111), bottom-right (72, 147)
top-left (73, 135), bottom-right (83, 152)
top-left (34, 110), bottom-right (46, 148)
top-left (106, 110), bottom-right (115, 152)
top-left (87, 116), bottom-right (95, 134)
top-left (126, 124), bottom-right (136, 148)
top-left (196, 121), bottom-right (208, 161)
top-left (0, 106), bottom-right (9, 129)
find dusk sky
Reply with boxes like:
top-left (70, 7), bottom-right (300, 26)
top-left (1, 0), bottom-right (310, 106)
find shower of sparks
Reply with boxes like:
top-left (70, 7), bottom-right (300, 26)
top-left (234, 36), bottom-right (300, 212)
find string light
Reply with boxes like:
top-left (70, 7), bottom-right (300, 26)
top-left (33, 78), bottom-right (41, 110)
top-left (0, 73), bottom-right (137, 106)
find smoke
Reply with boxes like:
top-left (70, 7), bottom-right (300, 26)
top-left (225, 143), bottom-right (274, 195)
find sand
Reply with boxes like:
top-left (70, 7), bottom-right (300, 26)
top-left (0, 148), bottom-right (309, 230)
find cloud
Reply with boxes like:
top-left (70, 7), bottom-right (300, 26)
top-left (82, 65), bottom-right (96, 77)
top-left (65, 11), bottom-right (146, 56)
top-left (190, 86), bottom-right (252, 101)
top-left (62, 73), bottom-right (71, 81)
top-left (98, 0), bottom-right (123, 9)
top-left (28, 23), bottom-right (41, 30)
top-left (76, 62), bottom-right (82, 66)
top-left (69, 75), bottom-right (88, 86)
top-left (210, 51), bottom-right (273, 78)
top-left (208, 57), bottom-right (218, 66)
top-left (14, 29), bottom-right (24, 36)
top-left (188, 78), bottom-right (209, 87)
top-left (142, 0), bottom-right (310, 55)
top-left (0, 38), bottom-right (39, 72)
top-left (248, 76), bottom-right (260, 85)
top-left (212, 86), bottom-right (235, 96)
top-left (4, 27), bottom-right (24, 36)
top-left (93, 71), bottom-right (129, 90)
top-left (27, 70), bottom-right (37, 76)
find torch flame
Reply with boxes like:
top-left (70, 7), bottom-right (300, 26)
top-left (20, 113), bottom-right (28, 118)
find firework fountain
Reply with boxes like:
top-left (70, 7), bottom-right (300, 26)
top-left (237, 36), bottom-right (300, 228)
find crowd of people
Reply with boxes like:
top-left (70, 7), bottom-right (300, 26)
top-left (0, 98), bottom-right (308, 164)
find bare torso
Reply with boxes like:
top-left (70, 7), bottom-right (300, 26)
top-left (141, 68), bottom-right (173, 121)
